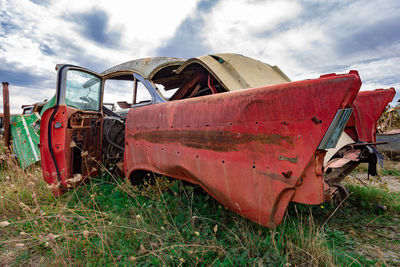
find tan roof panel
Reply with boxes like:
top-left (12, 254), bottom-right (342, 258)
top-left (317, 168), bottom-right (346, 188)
top-left (101, 57), bottom-right (186, 78)
top-left (175, 53), bottom-right (291, 91)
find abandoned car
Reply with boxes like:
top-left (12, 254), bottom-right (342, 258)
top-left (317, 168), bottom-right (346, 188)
top-left (39, 54), bottom-right (395, 227)
top-left (8, 101), bottom-right (47, 169)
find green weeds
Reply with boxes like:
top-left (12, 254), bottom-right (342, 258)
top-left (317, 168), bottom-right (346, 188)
top-left (0, 149), bottom-right (399, 266)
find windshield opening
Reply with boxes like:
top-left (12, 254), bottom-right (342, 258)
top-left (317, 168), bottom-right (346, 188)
top-left (65, 70), bottom-right (101, 110)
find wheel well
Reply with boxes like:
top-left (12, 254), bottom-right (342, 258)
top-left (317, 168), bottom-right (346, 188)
top-left (128, 169), bottom-right (156, 185)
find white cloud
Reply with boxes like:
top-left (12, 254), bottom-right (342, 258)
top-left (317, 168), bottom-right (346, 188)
top-left (200, 0), bottom-right (305, 70)
top-left (200, 0), bottom-right (399, 103)
top-left (7, 85), bottom-right (54, 114)
top-left (204, 0), bottom-right (301, 35)
top-left (1, 0), bottom-right (200, 65)
top-left (339, 57), bottom-right (400, 96)
top-left (102, 0), bottom-right (201, 49)
top-left (0, 0), bottom-right (399, 112)
top-left (201, 0), bottom-right (301, 53)
top-left (0, 0), bottom-right (200, 111)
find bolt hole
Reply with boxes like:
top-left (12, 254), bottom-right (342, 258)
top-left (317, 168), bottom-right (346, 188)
top-left (255, 121), bottom-right (258, 125)
top-left (253, 165), bottom-right (256, 169)
top-left (222, 160), bottom-right (225, 163)
top-left (196, 155), bottom-right (199, 158)
top-left (177, 151), bottom-right (180, 154)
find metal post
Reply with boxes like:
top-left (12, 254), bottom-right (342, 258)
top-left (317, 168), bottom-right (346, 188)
top-left (2, 82), bottom-right (10, 148)
top-left (133, 78), bottom-right (138, 105)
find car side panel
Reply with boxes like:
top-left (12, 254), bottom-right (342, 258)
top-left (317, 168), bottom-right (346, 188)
top-left (124, 73), bottom-right (361, 227)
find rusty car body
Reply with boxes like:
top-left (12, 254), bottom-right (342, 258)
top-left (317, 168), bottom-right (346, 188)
top-left (7, 101), bottom-right (47, 169)
top-left (39, 54), bottom-right (395, 227)
top-left (324, 88), bottom-right (395, 193)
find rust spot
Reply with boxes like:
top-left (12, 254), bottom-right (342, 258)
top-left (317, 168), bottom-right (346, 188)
top-left (243, 99), bottom-right (267, 112)
top-left (282, 171), bottom-right (293, 178)
top-left (256, 170), bottom-right (293, 184)
top-left (311, 117), bottom-right (322, 125)
top-left (131, 130), bottom-right (293, 152)
top-left (278, 155), bottom-right (298, 163)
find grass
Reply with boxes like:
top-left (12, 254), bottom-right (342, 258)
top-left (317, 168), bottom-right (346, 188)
top-left (353, 160), bottom-right (400, 176)
top-left (0, 145), bottom-right (399, 266)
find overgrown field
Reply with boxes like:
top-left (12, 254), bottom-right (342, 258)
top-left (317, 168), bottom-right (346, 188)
top-left (0, 145), bottom-right (399, 266)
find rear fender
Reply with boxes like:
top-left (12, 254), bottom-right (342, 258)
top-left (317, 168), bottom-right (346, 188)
top-left (346, 88), bottom-right (396, 142)
top-left (124, 72), bottom-right (361, 227)
top-left (323, 88), bottom-right (395, 188)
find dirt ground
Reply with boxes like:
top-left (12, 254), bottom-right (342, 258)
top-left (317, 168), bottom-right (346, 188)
top-left (351, 214), bottom-right (400, 265)
top-left (348, 172), bottom-right (400, 192)
top-left (343, 162), bottom-right (400, 265)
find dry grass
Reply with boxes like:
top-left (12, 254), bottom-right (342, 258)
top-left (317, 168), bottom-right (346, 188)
top-left (0, 141), bottom-right (394, 266)
top-left (283, 211), bottom-right (336, 266)
top-left (377, 108), bottom-right (400, 133)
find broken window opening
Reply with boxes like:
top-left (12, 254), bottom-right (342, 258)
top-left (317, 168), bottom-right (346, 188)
top-left (134, 80), bottom-right (152, 105)
top-left (103, 78), bottom-right (134, 112)
top-left (155, 83), bottom-right (178, 99)
top-left (152, 63), bottom-right (227, 101)
top-left (65, 70), bottom-right (101, 111)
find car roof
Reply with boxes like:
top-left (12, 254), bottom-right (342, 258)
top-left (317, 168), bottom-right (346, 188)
top-left (175, 53), bottom-right (291, 91)
top-left (100, 53), bottom-right (291, 92)
top-left (101, 57), bottom-right (186, 79)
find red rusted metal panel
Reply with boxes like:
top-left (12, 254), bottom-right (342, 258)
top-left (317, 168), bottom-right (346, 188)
top-left (40, 105), bottom-right (69, 195)
top-left (345, 88), bottom-right (396, 142)
top-left (124, 72), bottom-right (361, 227)
top-left (2, 82), bottom-right (10, 148)
top-left (291, 150), bottom-right (326, 204)
top-left (40, 106), bottom-right (102, 195)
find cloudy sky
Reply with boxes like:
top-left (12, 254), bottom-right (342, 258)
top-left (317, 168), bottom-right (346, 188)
top-left (0, 0), bottom-right (399, 113)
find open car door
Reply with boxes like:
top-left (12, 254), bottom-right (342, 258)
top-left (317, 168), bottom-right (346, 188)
top-left (40, 65), bottom-right (103, 196)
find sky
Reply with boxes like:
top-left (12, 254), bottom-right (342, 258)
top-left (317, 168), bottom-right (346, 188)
top-left (0, 0), bottom-right (399, 113)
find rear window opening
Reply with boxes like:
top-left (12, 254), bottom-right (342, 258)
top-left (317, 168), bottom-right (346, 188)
top-left (152, 63), bottom-right (227, 101)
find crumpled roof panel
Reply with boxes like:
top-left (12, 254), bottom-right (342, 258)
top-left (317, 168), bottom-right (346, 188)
top-left (176, 53), bottom-right (291, 91)
top-left (101, 57), bottom-right (186, 78)
top-left (100, 54), bottom-right (291, 92)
